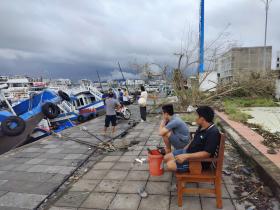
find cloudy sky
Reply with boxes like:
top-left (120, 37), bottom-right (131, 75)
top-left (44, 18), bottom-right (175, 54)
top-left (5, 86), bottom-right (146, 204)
top-left (0, 0), bottom-right (279, 81)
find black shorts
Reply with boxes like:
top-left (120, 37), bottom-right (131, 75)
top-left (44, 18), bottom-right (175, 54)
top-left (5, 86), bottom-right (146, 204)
top-left (105, 115), bottom-right (117, 127)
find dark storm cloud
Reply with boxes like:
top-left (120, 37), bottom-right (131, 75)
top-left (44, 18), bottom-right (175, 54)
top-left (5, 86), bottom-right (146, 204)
top-left (0, 0), bottom-right (279, 80)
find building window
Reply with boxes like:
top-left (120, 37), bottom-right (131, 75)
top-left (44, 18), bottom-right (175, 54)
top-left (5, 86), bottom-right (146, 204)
top-left (277, 57), bottom-right (280, 62)
top-left (277, 64), bottom-right (280, 68)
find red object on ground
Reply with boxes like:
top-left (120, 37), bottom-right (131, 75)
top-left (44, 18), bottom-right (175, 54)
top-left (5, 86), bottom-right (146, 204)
top-left (148, 149), bottom-right (164, 176)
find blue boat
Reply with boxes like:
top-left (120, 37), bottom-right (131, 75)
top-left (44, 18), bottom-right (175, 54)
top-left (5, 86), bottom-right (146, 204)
top-left (69, 87), bottom-right (105, 122)
top-left (0, 87), bottom-right (66, 154)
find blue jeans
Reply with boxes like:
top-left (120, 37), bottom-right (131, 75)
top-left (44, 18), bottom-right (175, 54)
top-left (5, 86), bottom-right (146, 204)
top-left (173, 149), bottom-right (189, 173)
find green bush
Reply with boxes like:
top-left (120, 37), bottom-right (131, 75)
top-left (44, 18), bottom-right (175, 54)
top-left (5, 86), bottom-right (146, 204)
top-left (224, 101), bottom-right (251, 123)
top-left (224, 98), bottom-right (278, 108)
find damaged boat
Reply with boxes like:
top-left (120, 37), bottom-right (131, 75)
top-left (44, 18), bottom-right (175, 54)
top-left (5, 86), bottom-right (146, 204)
top-left (0, 85), bottom-right (67, 154)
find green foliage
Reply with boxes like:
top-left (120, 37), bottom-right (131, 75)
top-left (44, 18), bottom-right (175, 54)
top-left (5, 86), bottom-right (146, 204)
top-left (222, 98), bottom-right (278, 123)
top-left (223, 102), bottom-right (251, 123)
top-left (224, 98), bottom-right (278, 108)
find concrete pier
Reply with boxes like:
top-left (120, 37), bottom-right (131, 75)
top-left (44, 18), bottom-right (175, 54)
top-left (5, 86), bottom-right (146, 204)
top-left (0, 106), bottom-right (279, 210)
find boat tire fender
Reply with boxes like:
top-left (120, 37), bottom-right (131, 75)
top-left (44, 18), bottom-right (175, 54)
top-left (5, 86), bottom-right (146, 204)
top-left (1, 116), bottom-right (26, 136)
top-left (58, 90), bottom-right (71, 102)
top-left (42, 102), bottom-right (60, 119)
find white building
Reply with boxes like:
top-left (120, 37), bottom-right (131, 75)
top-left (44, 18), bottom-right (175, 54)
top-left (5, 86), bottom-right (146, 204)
top-left (217, 46), bottom-right (272, 84)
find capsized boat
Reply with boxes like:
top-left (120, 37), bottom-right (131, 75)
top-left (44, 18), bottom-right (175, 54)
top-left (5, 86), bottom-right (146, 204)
top-left (0, 86), bottom-right (66, 155)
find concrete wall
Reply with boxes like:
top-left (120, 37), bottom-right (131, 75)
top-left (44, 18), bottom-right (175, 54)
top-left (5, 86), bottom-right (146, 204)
top-left (217, 46), bottom-right (272, 84)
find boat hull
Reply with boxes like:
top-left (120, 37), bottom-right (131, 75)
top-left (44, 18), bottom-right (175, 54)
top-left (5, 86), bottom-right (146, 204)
top-left (0, 112), bottom-right (44, 155)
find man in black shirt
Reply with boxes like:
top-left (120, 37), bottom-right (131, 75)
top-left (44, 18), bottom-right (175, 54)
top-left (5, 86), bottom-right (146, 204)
top-left (164, 106), bottom-right (220, 172)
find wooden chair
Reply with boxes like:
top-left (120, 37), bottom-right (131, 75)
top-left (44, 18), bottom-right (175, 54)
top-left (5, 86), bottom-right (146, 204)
top-left (175, 133), bottom-right (225, 209)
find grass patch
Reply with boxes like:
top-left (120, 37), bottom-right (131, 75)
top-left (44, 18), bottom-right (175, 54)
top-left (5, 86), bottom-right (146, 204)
top-left (223, 97), bottom-right (278, 123)
top-left (223, 101), bottom-right (251, 123)
top-left (224, 97), bottom-right (278, 108)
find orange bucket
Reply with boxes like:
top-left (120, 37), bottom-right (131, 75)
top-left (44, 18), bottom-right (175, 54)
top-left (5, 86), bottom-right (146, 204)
top-left (148, 149), bottom-right (164, 176)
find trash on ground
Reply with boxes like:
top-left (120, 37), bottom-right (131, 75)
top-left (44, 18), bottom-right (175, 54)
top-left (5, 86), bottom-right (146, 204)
top-left (135, 158), bottom-right (146, 165)
top-left (138, 187), bottom-right (148, 198)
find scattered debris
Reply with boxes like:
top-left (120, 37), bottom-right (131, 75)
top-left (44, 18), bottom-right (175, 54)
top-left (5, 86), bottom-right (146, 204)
top-left (51, 132), bottom-right (62, 139)
top-left (267, 148), bottom-right (277, 155)
top-left (224, 141), bottom-right (276, 210)
top-left (135, 158), bottom-right (146, 165)
top-left (222, 169), bottom-right (232, 176)
top-left (240, 167), bottom-right (252, 176)
top-left (138, 187), bottom-right (148, 198)
top-left (187, 105), bottom-right (196, 113)
top-left (247, 123), bottom-right (280, 150)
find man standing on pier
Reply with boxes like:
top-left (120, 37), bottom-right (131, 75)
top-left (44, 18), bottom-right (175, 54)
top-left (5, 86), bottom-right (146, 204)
top-left (104, 92), bottom-right (120, 135)
top-left (159, 104), bottom-right (190, 154)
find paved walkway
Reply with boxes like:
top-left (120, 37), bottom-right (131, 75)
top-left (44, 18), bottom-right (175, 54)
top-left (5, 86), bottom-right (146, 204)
top-left (0, 106), bottom-right (139, 210)
top-left (47, 117), bottom-right (244, 210)
top-left (216, 111), bottom-right (280, 169)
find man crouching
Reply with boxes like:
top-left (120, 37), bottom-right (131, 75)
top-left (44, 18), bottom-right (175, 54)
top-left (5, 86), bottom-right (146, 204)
top-left (159, 104), bottom-right (190, 154)
top-left (164, 106), bottom-right (220, 173)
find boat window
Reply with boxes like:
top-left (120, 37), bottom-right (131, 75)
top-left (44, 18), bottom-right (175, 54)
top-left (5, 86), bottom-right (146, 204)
top-left (84, 97), bottom-right (88, 104)
top-left (76, 99), bottom-right (81, 107)
top-left (90, 96), bottom-right (96, 102)
top-left (79, 98), bottom-right (84, 106)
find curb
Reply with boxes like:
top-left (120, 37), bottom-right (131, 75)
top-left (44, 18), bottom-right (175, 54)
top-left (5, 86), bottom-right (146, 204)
top-left (218, 119), bottom-right (280, 201)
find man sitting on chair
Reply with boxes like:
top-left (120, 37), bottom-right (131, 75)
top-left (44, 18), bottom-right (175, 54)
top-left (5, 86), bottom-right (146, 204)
top-left (159, 104), bottom-right (190, 154)
top-left (164, 106), bottom-right (220, 173)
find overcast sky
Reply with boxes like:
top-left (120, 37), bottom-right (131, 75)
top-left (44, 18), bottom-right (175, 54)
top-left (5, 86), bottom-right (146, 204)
top-left (0, 0), bottom-right (279, 81)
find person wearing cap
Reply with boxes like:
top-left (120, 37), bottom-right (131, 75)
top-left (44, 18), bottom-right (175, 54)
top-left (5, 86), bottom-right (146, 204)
top-left (159, 104), bottom-right (190, 154)
top-left (164, 106), bottom-right (221, 172)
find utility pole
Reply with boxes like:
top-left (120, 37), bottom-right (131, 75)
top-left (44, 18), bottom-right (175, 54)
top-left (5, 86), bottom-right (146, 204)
top-left (199, 0), bottom-right (205, 75)
top-left (261, 0), bottom-right (272, 71)
top-left (263, 0), bottom-right (270, 47)
top-left (117, 62), bottom-right (129, 92)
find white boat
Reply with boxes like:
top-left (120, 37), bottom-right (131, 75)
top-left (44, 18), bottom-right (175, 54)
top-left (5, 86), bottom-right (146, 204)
top-left (69, 85), bottom-right (105, 117)
top-left (2, 76), bottom-right (31, 103)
